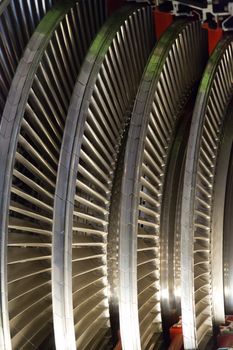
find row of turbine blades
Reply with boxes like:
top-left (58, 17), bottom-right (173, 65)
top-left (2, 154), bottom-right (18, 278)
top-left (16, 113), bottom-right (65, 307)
top-left (0, 0), bottom-right (233, 349)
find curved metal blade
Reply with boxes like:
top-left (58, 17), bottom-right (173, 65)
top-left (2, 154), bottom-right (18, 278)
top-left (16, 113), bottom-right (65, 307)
top-left (181, 37), bottom-right (233, 349)
top-left (53, 4), bottom-right (154, 350)
top-left (119, 20), bottom-right (208, 350)
top-left (0, 0), bottom-right (55, 117)
top-left (0, 1), bottom-right (106, 349)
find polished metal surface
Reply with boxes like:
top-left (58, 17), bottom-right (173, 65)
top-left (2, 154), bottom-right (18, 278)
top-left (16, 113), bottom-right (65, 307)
top-left (223, 110), bottom-right (233, 315)
top-left (1, 1), bottom-right (233, 348)
top-left (0, 1), bottom-right (105, 348)
top-left (160, 101), bottom-right (193, 336)
top-left (119, 20), bottom-right (208, 350)
top-left (181, 37), bottom-right (233, 349)
top-left (0, 0), bottom-right (55, 117)
top-left (53, 4), bottom-right (154, 350)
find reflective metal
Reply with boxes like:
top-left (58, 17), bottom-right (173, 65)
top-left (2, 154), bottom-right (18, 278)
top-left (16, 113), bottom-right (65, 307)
top-left (119, 20), bottom-right (208, 350)
top-left (0, 0), bottom-right (55, 117)
top-left (2, 2), bottom-right (233, 349)
top-left (223, 109), bottom-right (233, 315)
top-left (181, 37), bottom-right (233, 349)
top-left (53, 4), bottom-right (154, 349)
top-left (0, 1), bottom-right (105, 349)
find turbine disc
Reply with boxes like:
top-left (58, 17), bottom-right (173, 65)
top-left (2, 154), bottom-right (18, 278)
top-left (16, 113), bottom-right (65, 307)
top-left (181, 37), bottom-right (233, 349)
top-left (119, 20), bottom-right (208, 350)
top-left (2, 1), bottom-right (233, 348)
top-left (53, 4), bottom-right (154, 349)
top-left (0, 1), bottom-right (105, 348)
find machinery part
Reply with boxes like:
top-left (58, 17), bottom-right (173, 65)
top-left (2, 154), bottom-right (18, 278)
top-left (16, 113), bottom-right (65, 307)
top-left (181, 37), bottom-right (233, 349)
top-left (0, 0), bottom-right (55, 117)
top-left (202, 23), bottom-right (223, 55)
top-left (119, 20), bottom-right (208, 350)
top-left (53, 4), bottom-right (154, 349)
top-left (153, 9), bottom-right (173, 39)
top-left (0, 1), bottom-right (105, 348)
top-left (160, 98), bottom-right (195, 337)
top-left (171, 0), bottom-right (232, 27)
top-left (223, 106), bottom-right (233, 316)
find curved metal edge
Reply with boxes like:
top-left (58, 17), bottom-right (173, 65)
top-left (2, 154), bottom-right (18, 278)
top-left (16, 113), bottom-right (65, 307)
top-left (52, 5), bottom-right (140, 350)
top-left (223, 109), bottom-right (233, 314)
top-left (52, 9), bottom-right (112, 349)
top-left (118, 19), bottom-right (196, 350)
top-left (0, 3), bottom-right (76, 349)
top-left (107, 135), bottom-right (129, 345)
top-left (0, 0), bottom-right (55, 117)
top-left (180, 37), bottom-right (233, 349)
top-left (160, 103), bottom-right (193, 337)
top-left (211, 103), bottom-right (233, 324)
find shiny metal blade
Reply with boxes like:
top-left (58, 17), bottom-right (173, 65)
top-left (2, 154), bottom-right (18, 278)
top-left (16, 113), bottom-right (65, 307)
top-left (0, 1), bottom-right (105, 349)
top-left (0, 0), bottom-right (55, 118)
top-left (53, 4), bottom-right (154, 350)
top-left (181, 37), bottom-right (233, 349)
top-left (119, 20), bottom-right (208, 350)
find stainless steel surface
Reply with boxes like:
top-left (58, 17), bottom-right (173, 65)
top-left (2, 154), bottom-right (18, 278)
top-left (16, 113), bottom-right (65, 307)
top-left (223, 112), bottom-right (233, 315)
top-left (181, 37), bottom-right (233, 349)
top-left (160, 102), bottom-right (193, 337)
top-left (0, 0), bottom-right (55, 118)
top-left (53, 4), bottom-right (154, 349)
top-left (119, 20), bottom-right (208, 350)
top-left (107, 135), bottom-right (127, 346)
top-left (0, 1), bottom-right (105, 348)
top-left (1, 2), bottom-right (233, 348)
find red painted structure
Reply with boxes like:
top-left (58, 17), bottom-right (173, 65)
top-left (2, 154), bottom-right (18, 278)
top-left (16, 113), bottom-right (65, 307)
top-left (217, 316), bottom-right (233, 348)
top-left (202, 23), bottom-right (223, 55)
top-left (169, 319), bottom-right (183, 350)
top-left (153, 9), bottom-right (174, 39)
top-left (168, 334), bottom-right (183, 350)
